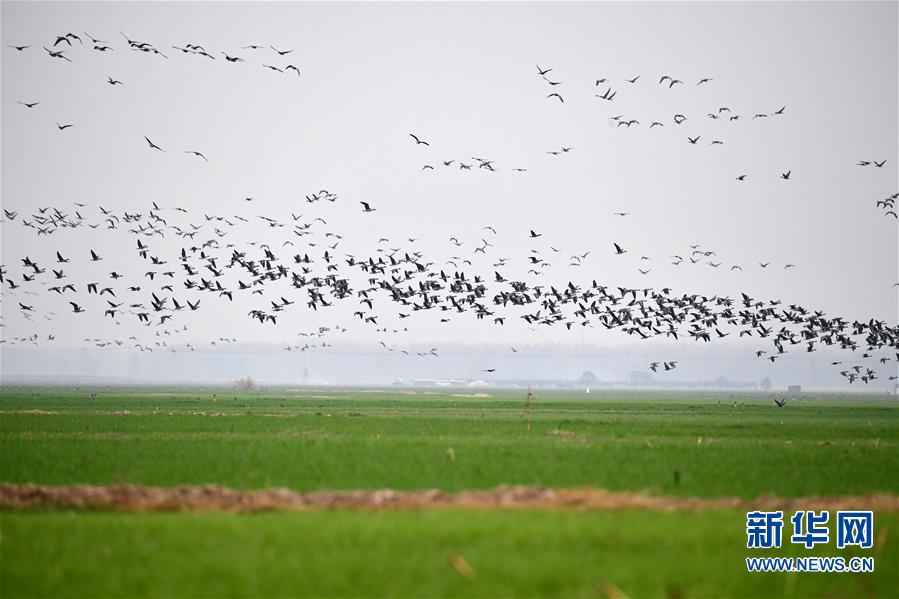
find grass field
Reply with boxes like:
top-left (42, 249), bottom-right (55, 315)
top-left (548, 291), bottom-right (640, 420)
top-left (1, 387), bottom-right (897, 597)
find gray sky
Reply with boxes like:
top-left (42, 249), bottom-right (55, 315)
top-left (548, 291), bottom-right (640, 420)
top-left (1, 1), bottom-right (897, 384)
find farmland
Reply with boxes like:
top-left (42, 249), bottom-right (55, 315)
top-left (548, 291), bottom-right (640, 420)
top-left (1, 387), bottom-right (897, 597)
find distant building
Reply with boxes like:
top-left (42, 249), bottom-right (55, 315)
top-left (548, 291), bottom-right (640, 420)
top-left (788, 385), bottom-right (802, 395)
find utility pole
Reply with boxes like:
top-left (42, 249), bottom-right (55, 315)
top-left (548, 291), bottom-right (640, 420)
top-left (525, 385), bottom-right (533, 432)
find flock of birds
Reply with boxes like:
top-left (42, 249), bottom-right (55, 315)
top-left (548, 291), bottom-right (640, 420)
top-left (10, 31), bottom-right (301, 75)
top-left (401, 64), bottom-right (897, 206)
top-left (2, 33), bottom-right (898, 392)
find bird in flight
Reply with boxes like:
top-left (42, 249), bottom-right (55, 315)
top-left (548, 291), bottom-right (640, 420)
top-left (43, 47), bottom-right (71, 61)
top-left (56, 122), bottom-right (74, 130)
top-left (613, 242), bottom-right (627, 255)
top-left (18, 101), bottom-right (39, 108)
top-left (697, 77), bottom-right (713, 85)
top-left (409, 134), bottom-right (429, 146)
top-left (596, 87), bottom-right (616, 101)
top-left (626, 75), bottom-right (640, 83)
top-left (781, 170), bottom-right (791, 180)
top-left (270, 45), bottom-right (292, 55)
top-left (547, 93), bottom-right (564, 103)
top-left (736, 175), bottom-right (748, 181)
top-left (688, 136), bottom-right (700, 144)
top-left (107, 76), bottom-right (123, 85)
top-left (7, 45), bottom-right (29, 51)
top-left (185, 150), bottom-right (208, 161)
top-left (285, 65), bottom-right (301, 77)
top-left (84, 32), bottom-right (106, 44)
top-left (529, 230), bottom-right (542, 238)
top-left (536, 65), bottom-right (552, 76)
top-left (360, 202), bottom-right (375, 213)
top-left (144, 135), bottom-right (165, 152)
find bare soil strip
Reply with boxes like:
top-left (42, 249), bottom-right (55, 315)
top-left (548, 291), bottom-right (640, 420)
top-left (2, 484), bottom-right (897, 513)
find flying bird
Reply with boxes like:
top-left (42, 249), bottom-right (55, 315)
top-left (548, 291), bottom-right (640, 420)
top-left (43, 46), bottom-right (71, 61)
top-left (144, 135), bottom-right (165, 152)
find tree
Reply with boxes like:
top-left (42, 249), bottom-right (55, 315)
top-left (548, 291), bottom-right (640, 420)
top-left (629, 371), bottom-right (654, 386)
top-left (232, 377), bottom-right (256, 391)
top-left (578, 370), bottom-right (599, 385)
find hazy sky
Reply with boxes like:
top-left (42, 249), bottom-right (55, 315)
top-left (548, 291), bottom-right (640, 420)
top-left (1, 2), bottom-right (897, 376)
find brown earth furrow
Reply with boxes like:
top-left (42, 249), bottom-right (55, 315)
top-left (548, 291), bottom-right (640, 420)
top-left (2, 484), bottom-right (898, 513)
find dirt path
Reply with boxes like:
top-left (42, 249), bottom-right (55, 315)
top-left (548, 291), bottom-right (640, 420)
top-left (2, 484), bottom-right (897, 513)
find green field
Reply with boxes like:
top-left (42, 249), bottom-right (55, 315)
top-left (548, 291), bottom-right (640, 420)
top-left (1, 387), bottom-right (897, 597)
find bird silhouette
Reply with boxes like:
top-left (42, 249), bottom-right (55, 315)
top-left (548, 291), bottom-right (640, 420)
top-left (144, 136), bottom-right (165, 152)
